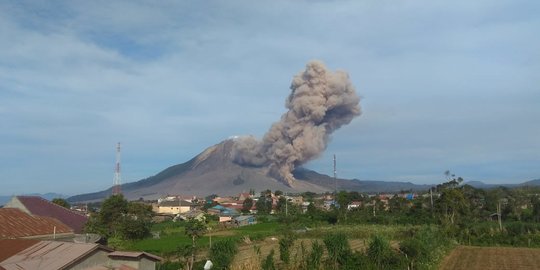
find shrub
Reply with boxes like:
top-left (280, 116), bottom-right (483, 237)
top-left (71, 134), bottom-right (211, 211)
top-left (323, 233), bottom-right (351, 269)
top-left (306, 240), bottom-right (324, 270)
top-left (261, 249), bottom-right (276, 270)
top-left (278, 233), bottom-right (296, 264)
top-left (209, 238), bottom-right (238, 270)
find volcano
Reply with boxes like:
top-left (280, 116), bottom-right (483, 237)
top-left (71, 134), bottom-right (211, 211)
top-left (68, 139), bottom-right (332, 202)
top-left (68, 139), bottom-right (432, 202)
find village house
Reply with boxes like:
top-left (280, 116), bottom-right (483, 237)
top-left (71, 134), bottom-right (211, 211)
top-left (175, 209), bottom-right (206, 222)
top-left (156, 199), bottom-right (195, 215)
top-left (237, 192), bottom-right (253, 201)
top-left (207, 205), bottom-right (239, 223)
top-left (347, 201), bottom-right (363, 210)
top-left (233, 215), bottom-right (256, 227)
top-left (158, 195), bottom-right (198, 204)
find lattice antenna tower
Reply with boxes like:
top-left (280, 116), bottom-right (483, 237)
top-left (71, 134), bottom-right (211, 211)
top-left (333, 154), bottom-right (337, 194)
top-left (112, 142), bottom-right (122, 195)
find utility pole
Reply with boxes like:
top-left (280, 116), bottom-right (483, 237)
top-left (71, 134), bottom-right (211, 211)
top-left (285, 197), bottom-right (288, 217)
top-left (333, 154), bottom-right (337, 195)
top-left (497, 200), bottom-right (503, 231)
top-left (112, 142), bottom-right (122, 195)
top-left (430, 187), bottom-right (434, 211)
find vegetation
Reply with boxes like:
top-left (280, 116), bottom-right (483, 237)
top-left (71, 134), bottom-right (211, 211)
top-left (51, 198), bottom-right (70, 208)
top-left (86, 172), bottom-right (540, 269)
top-left (84, 194), bottom-right (153, 241)
top-left (184, 219), bottom-right (207, 270)
top-left (209, 238), bottom-right (238, 270)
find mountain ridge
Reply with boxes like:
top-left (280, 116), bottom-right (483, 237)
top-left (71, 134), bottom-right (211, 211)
top-left (67, 139), bottom-right (540, 203)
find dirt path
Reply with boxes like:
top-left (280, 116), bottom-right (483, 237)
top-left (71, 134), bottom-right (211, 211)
top-left (440, 246), bottom-right (540, 270)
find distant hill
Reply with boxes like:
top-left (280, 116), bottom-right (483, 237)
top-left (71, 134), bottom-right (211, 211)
top-left (520, 179), bottom-right (540, 187)
top-left (293, 168), bottom-right (432, 193)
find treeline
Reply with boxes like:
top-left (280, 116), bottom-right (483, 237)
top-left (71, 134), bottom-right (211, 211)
top-left (278, 175), bottom-right (540, 248)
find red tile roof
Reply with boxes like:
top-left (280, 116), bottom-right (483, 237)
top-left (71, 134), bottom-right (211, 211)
top-left (0, 239), bottom-right (39, 262)
top-left (15, 196), bottom-right (88, 233)
top-left (0, 208), bottom-right (73, 239)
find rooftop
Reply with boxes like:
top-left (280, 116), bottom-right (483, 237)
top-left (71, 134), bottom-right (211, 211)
top-left (0, 239), bottom-right (39, 262)
top-left (9, 196), bottom-right (88, 233)
top-left (0, 208), bottom-right (73, 239)
top-left (108, 251), bottom-right (162, 262)
top-left (0, 240), bottom-right (111, 270)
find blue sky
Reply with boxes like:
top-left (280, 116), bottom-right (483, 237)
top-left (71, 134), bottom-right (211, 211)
top-left (1, 1), bottom-right (539, 195)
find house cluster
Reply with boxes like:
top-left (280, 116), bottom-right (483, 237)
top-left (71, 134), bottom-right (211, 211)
top-left (153, 193), bottom-right (259, 227)
top-left (0, 196), bottom-right (162, 270)
top-left (151, 191), bottom-right (422, 227)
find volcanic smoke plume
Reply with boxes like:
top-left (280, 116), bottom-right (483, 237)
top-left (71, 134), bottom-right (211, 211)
top-left (233, 60), bottom-right (361, 186)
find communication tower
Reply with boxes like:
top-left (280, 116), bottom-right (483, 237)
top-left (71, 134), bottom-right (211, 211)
top-left (112, 142), bottom-right (122, 195)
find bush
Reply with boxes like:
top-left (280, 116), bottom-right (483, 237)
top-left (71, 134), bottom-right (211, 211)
top-left (306, 240), bottom-right (324, 270)
top-left (370, 236), bottom-right (407, 269)
top-left (209, 238), bottom-right (238, 270)
top-left (278, 233), bottom-right (296, 264)
top-left (261, 249), bottom-right (276, 270)
top-left (157, 261), bottom-right (182, 270)
top-left (323, 233), bottom-right (351, 269)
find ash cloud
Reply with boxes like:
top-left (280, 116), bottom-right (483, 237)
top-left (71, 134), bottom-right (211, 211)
top-left (233, 60), bottom-right (361, 186)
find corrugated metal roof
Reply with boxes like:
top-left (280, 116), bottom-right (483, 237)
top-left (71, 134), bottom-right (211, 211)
top-left (14, 196), bottom-right (88, 233)
top-left (0, 239), bottom-right (39, 262)
top-left (108, 251), bottom-right (163, 261)
top-left (0, 241), bottom-right (103, 270)
top-left (0, 208), bottom-right (73, 239)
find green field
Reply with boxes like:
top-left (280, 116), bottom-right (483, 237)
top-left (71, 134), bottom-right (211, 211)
top-left (126, 220), bottom-right (282, 255)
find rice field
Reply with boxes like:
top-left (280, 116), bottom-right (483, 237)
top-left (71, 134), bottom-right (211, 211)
top-left (439, 246), bottom-right (540, 270)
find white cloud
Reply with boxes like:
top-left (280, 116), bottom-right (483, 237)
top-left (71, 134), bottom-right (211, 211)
top-left (0, 0), bottom-right (539, 194)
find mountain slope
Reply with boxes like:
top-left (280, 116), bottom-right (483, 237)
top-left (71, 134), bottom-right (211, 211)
top-left (68, 139), bottom-right (540, 203)
top-left (69, 140), bottom-right (331, 202)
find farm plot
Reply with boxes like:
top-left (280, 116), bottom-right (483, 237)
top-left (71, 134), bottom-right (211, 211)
top-left (440, 246), bottom-right (540, 270)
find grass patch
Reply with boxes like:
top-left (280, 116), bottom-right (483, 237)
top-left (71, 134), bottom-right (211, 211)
top-left (127, 220), bottom-right (281, 255)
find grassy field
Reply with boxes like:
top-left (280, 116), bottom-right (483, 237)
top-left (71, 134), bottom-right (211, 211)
top-left (127, 220), bottom-right (282, 255)
top-left (440, 246), bottom-right (540, 270)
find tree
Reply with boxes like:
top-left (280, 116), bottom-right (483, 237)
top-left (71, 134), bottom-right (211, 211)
top-left (52, 198), bottom-right (70, 209)
top-left (242, 197), bottom-right (254, 214)
top-left (389, 195), bottom-right (408, 213)
top-left (119, 202), bottom-right (153, 239)
top-left (84, 194), bottom-right (153, 240)
top-left (336, 191), bottom-right (352, 222)
top-left (184, 219), bottom-right (207, 270)
top-left (256, 194), bottom-right (273, 215)
top-left (436, 187), bottom-right (468, 226)
top-left (85, 194), bottom-right (128, 238)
